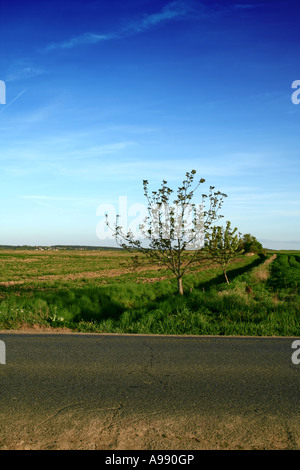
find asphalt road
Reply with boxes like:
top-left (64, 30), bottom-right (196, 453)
top-left (0, 332), bottom-right (299, 450)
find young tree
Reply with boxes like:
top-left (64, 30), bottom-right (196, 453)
top-left (106, 170), bottom-right (227, 295)
top-left (205, 221), bottom-right (244, 284)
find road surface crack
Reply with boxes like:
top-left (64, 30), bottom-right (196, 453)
top-left (34, 402), bottom-right (83, 430)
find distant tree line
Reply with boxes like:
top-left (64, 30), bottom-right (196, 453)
top-left (0, 245), bottom-right (122, 251)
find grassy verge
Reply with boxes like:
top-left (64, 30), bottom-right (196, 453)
top-left (0, 250), bottom-right (299, 336)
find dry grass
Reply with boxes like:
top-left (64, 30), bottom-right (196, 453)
top-left (250, 254), bottom-right (277, 282)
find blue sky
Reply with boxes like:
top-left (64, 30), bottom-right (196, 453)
top-left (1, 0), bottom-right (300, 249)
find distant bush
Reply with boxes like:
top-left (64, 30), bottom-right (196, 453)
top-left (239, 233), bottom-right (264, 254)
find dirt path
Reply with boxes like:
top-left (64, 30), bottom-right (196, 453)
top-left (0, 265), bottom-right (165, 286)
top-left (251, 254), bottom-right (277, 281)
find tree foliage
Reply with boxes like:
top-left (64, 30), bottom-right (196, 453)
top-left (205, 221), bottom-right (244, 284)
top-left (240, 233), bottom-right (264, 254)
top-left (106, 170), bottom-right (227, 294)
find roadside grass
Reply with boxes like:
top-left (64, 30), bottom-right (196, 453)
top-left (0, 250), bottom-right (299, 336)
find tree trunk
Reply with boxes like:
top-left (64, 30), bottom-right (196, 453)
top-left (178, 277), bottom-right (184, 295)
top-left (224, 270), bottom-right (229, 285)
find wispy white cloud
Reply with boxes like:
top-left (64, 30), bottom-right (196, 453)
top-left (21, 195), bottom-right (98, 203)
top-left (0, 140), bottom-right (138, 177)
top-left (6, 66), bottom-right (45, 82)
top-left (57, 141), bottom-right (137, 161)
top-left (103, 125), bottom-right (161, 134)
top-left (44, 32), bottom-right (113, 52)
top-left (20, 195), bottom-right (101, 212)
top-left (43, 0), bottom-right (194, 52)
top-left (124, 0), bottom-right (192, 35)
top-left (42, 0), bottom-right (264, 53)
top-left (4, 101), bottom-right (59, 124)
top-left (233, 3), bottom-right (264, 9)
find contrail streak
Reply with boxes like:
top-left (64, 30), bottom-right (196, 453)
top-left (0, 88), bottom-right (27, 114)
